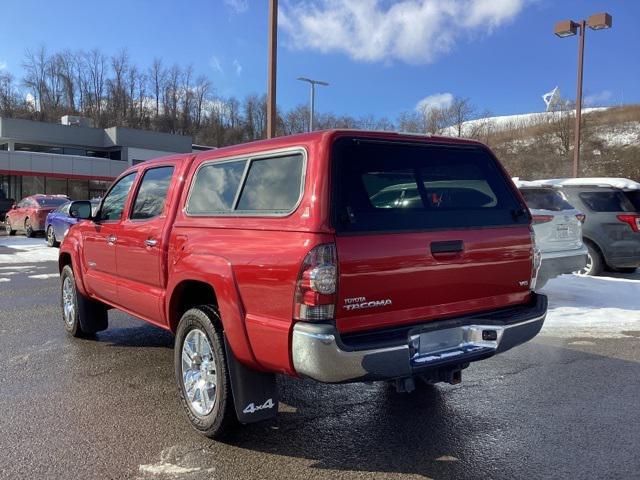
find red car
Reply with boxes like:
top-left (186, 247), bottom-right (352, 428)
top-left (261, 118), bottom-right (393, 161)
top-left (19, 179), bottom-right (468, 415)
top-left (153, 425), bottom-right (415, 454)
top-left (59, 130), bottom-right (547, 438)
top-left (5, 194), bottom-right (69, 237)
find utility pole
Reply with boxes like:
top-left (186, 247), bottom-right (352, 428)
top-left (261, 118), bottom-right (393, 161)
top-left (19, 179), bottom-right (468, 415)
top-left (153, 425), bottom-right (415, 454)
top-left (266, 0), bottom-right (278, 139)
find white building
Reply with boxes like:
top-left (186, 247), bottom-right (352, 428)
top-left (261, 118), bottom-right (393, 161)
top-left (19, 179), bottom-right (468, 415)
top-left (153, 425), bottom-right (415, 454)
top-left (0, 116), bottom-right (197, 201)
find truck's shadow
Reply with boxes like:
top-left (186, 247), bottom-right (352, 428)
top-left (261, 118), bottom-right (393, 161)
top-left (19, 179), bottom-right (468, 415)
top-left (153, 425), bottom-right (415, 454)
top-left (222, 377), bottom-right (479, 478)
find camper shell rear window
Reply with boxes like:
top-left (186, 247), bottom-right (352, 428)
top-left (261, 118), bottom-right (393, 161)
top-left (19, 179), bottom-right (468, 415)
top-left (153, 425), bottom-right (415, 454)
top-left (331, 137), bottom-right (528, 233)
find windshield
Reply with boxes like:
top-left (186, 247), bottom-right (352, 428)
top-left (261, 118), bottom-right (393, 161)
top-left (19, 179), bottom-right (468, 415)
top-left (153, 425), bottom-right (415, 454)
top-left (520, 188), bottom-right (575, 211)
top-left (36, 197), bottom-right (69, 207)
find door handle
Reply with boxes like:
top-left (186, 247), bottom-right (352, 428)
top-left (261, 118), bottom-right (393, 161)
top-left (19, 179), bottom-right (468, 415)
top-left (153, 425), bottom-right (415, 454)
top-left (145, 239), bottom-right (158, 247)
top-left (106, 234), bottom-right (117, 245)
top-left (431, 240), bottom-right (464, 256)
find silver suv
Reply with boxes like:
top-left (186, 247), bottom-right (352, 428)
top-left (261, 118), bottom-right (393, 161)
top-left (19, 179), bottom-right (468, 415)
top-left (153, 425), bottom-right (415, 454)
top-left (516, 182), bottom-right (587, 287)
top-left (536, 178), bottom-right (640, 276)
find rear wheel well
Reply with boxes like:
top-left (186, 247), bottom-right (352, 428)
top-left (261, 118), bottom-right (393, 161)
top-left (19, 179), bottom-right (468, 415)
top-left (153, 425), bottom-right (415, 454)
top-left (583, 237), bottom-right (604, 258)
top-left (59, 252), bottom-right (72, 273)
top-left (169, 280), bottom-right (218, 333)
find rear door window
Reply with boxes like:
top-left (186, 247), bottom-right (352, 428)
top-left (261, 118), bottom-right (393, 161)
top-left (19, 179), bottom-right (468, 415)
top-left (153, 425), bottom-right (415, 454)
top-left (578, 191), bottom-right (638, 213)
top-left (520, 188), bottom-right (574, 211)
top-left (332, 138), bottom-right (526, 233)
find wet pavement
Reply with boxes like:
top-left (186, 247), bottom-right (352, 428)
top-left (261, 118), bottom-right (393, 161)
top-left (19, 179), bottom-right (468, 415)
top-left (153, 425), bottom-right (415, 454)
top-left (1, 258), bottom-right (639, 479)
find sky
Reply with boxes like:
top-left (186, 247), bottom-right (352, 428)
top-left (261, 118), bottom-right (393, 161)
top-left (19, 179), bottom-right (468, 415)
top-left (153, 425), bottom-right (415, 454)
top-left (0, 0), bottom-right (637, 121)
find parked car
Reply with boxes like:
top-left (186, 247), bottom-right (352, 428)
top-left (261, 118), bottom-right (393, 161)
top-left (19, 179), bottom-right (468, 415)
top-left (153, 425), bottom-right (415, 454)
top-left (0, 188), bottom-right (15, 221)
top-left (59, 130), bottom-right (547, 438)
top-left (5, 194), bottom-right (69, 237)
top-left (535, 178), bottom-right (640, 276)
top-left (515, 181), bottom-right (587, 288)
top-left (45, 199), bottom-right (100, 247)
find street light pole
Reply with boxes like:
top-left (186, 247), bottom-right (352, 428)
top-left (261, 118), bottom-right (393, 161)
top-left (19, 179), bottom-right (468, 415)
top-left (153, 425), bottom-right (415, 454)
top-left (554, 12), bottom-right (612, 177)
top-left (297, 77), bottom-right (329, 132)
top-left (573, 19), bottom-right (586, 179)
top-left (266, 0), bottom-right (278, 139)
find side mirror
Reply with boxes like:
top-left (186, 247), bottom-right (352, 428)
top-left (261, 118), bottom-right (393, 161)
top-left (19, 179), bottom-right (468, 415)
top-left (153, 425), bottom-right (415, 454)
top-left (69, 200), bottom-right (93, 220)
top-left (11, 204), bottom-right (17, 210)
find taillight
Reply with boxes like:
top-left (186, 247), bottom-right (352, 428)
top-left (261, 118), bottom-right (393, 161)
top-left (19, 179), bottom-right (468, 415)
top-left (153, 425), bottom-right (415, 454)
top-left (617, 215), bottom-right (640, 233)
top-left (293, 244), bottom-right (337, 322)
top-left (532, 214), bottom-right (554, 224)
top-left (529, 227), bottom-right (542, 290)
top-left (575, 213), bottom-right (586, 223)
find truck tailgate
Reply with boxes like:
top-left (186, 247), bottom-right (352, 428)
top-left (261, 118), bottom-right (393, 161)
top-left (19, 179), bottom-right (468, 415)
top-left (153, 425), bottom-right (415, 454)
top-left (335, 227), bottom-right (532, 333)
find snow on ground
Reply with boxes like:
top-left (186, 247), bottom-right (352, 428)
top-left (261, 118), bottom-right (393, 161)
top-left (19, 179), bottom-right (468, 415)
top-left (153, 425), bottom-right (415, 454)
top-left (540, 272), bottom-right (640, 339)
top-left (0, 236), bottom-right (638, 341)
top-left (0, 236), bottom-right (58, 265)
top-left (594, 121), bottom-right (640, 148)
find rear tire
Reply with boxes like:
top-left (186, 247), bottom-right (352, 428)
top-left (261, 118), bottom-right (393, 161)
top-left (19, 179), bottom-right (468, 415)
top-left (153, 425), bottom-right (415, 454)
top-left (24, 218), bottom-right (34, 238)
top-left (46, 226), bottom-right (59, 247)
top-left (174, 306), bottom-right (237, 439)
top-left (60, 265), bottom-right (108, 337)
top-left (577, 242), bottom-right (604, 277)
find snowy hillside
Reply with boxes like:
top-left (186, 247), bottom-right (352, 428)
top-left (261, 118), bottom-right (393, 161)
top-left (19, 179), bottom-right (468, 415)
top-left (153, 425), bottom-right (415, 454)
top-left (441, 107), bottom-right (608, 137)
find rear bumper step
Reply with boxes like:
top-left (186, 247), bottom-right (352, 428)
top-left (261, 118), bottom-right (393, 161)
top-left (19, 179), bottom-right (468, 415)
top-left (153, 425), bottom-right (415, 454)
top-left (292, 293), bottom-right (547, 383)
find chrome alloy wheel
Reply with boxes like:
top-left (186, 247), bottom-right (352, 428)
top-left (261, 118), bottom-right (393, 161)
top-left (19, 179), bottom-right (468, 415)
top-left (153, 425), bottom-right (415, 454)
top-left (62, 276), bottom-right (76, 327)
top-left (181, 329), bottom-right (217, 416)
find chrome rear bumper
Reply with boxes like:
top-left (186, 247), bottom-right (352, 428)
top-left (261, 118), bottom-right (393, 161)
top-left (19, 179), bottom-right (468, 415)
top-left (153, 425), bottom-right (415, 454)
top-left (292, 294), bottom-right (547, 383)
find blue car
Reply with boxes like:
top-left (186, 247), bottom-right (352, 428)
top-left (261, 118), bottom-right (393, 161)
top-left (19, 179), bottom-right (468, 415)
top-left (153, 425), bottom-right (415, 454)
top-left (45, 199), bottom-right (100, 247)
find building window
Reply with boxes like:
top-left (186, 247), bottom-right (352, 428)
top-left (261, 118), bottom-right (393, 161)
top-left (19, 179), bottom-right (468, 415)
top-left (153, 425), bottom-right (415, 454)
top-left (89, 180), bottom-right (111, 199)
top-left (63, 147), bottom-right (86, 156)
top-left (21, 176), bottom-right (45, 197)
top-left (45, 177), bottom-right (69, 196)
top-left (69, 180), bottom-right (89, 200)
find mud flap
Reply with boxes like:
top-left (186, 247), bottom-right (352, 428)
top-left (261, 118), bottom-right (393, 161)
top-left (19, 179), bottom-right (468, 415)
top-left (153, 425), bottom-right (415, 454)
top-left (224, 336), bottom-right (278, 424)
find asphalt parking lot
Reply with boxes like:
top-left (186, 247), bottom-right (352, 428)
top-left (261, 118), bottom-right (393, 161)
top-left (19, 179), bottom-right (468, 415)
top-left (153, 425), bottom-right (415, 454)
top-left (1, 236), bottom-right (640, 479)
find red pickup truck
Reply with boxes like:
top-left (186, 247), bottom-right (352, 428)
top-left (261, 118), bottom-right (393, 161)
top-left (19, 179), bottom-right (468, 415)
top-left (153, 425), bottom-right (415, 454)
top-left (59, 130), bottom-right (547, 438)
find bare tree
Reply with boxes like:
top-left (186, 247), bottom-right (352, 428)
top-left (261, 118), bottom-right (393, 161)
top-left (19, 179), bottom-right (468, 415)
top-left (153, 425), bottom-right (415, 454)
top-left (149, 58), bottom-right (165, 118)
top-left (448, 97), bottom-right (475, 137)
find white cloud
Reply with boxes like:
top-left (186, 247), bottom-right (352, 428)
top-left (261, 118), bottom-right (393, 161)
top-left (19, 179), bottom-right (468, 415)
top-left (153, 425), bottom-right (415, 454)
top-left (233, 59), bottom-right (242, 76)
top-left (280, 0), bottom-right (526, 64)
top-left (224, 0), bottom-right (248, 14)
top-left (0, 60), bottom-right (7, 70)
top-left (584, 90), bottom-right (613, 107)
top-left (210, 56), bottom-right (223, 73)
top-left (416, 92), bottom-right (454, 112)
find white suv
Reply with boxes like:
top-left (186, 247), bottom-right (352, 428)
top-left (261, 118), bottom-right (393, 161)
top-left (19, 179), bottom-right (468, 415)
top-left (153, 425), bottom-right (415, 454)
top-left (516, 181), bottom-right (588, 288)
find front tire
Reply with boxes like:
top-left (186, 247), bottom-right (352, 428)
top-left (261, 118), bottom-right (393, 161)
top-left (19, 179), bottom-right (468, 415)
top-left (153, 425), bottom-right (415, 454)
top-left (5, 221), bottom-right (16, 236)
top-left (46, 226), bottom-right (59, 247)
top-left (174, 306), bottom-right (237, 438)
top-left (60, 265), bottom-right (108, 337)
